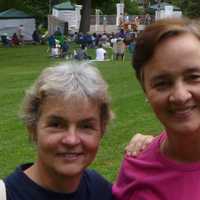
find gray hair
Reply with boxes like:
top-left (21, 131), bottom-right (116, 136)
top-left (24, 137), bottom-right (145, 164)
top-left (20, 62), bottom-right (112, 141)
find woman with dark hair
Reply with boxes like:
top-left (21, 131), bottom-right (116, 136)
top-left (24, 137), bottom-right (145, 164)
top-left (113, 18), bottom-right (200, 200)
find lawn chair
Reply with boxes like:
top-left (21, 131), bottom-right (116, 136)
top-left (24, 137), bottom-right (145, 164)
top-left (1, 34), bottom-right (11, 47)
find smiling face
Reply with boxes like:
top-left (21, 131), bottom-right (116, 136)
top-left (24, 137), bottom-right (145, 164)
top-left (143, 33), bottom-right (200, 136)
top-left (33, 96), bottom-right (102, 180)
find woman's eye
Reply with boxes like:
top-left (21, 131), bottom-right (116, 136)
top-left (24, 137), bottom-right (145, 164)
top-left (79, 122), bottom-right (96, 130)
top-left (48, 120), bottom-right (63, 128)
top-left (49, 122), bottom-right (59, 128)
top-left (153, 81), bottom-right (171, 90)
top-left (187, 74), bottom-right (200, 81)
top-left (80, 123), bottom-right (93, 129)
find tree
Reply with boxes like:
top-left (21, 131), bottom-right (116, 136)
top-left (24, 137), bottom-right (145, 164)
top-left (0, 0), bottom-right (66, 24)
top-left (186, 0), bottom-right (200, 18)
top-left (124, 0), bottom-right (142, 15)
top-left (171, 0), bottom-right (200, 18)
top-left (79, 0), bottom-right (91, 33)
top-left (0, 0), bottom-right (26, 12)
top-left (92, 0), bottom-right (141, 15)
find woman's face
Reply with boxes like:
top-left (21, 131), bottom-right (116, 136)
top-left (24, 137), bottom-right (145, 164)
top-left (143, 33), bottom-right (200, 136)
top-left (34, 96), bottom-right (102, 180)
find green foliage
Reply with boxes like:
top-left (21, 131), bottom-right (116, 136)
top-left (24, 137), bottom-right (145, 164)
top-left (92, 0), bottom-right (141, 15)
top-left (0, 0), bottom-right (66, 24)
top-left (0, 0), bottom-right (26, 12)
top-left (93, 0), bottom-right (116, 15)
top-left (186, 0), bottom-right (200, 18)
top-left (0, 44), bottom-right (162, 181)
top-left (170, 0), bottom-right (200, 18)
top-left (124, 0), bottom-right (142, 15)
top-left (75, 0), bottom-right (141, 15)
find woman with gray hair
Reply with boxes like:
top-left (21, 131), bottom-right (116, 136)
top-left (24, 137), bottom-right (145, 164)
top-left (2, 61), bottom-right (152, 200)
top-left (4, 62), bottom-right (114, 200)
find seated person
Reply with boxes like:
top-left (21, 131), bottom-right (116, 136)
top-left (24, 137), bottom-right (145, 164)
top-left (11, 33), bottom-right (20, 46)
top-left (74, 44), bottom-right (91, 60)
top-left (48, 34), bottom-right (61, 57)
top-left (60, 41), bottom-right (69, 58)
top-left (96, 44), bottom-right (107, 61)
top-left (1, 33), bottom-right (11, 47)
top-left (48, 34), bottom-right (56, 49)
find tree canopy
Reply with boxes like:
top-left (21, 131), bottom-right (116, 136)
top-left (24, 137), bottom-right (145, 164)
top-left (170, 0), bottom-right (200, 18)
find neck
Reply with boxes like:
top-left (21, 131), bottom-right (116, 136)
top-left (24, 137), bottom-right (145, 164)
top-left (24, 162), bottom-right (81, 193)
top-left (161, 130), bottom-right (200, 162)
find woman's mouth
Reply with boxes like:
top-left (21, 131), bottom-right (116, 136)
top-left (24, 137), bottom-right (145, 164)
top-left (57, 152), bottom-right (83, 161)
top-left (170, 105), bottom-right (196, 119)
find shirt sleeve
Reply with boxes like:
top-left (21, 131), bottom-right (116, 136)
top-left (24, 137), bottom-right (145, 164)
top-left (112, 155), bottom-right (138, 200)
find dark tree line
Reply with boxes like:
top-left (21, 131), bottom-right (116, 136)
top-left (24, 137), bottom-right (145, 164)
top-left (171, 0), bottom-right (200, 18)
top-left (0, 0), bottom-right (199, 33)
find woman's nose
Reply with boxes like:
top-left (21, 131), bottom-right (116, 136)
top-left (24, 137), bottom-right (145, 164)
top-left (61, 127), bottom-right (80, 146)
top-left (169, 82), bottom-right (192, 104)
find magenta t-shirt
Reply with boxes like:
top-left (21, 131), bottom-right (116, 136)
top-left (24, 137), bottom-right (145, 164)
top-left (113, 132), bottom-right (200, 200)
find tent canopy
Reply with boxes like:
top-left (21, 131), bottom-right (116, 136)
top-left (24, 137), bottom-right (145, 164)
top-left (147, 2), bottom-right (181, 14)
top-left (53, 1), bottom-right (75, 11)
top-left (0, 8), bottom-right (34, 19)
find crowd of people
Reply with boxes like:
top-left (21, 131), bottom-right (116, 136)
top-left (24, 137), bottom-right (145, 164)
top-left (46, 28), bottom-right (136, 61)
top-left (118, 14), bottom-right (152, 33)
top-left (1, 20), bottom-right (138, 62)
top-left (1, 32), bottom-right (21, 47)
top-left (1, 26), bottom-right (42, 47)
top-left (71, 30), bottom-right (136, 61)
top-left (48, 28), bottom-right (69, 58)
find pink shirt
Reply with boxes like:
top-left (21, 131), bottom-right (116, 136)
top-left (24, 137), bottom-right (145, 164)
top-left (113, 132), bottom-right (200, 200)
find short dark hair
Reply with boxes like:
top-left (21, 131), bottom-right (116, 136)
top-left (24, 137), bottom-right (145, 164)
top-left (133, 18), bottom-right (200, 86)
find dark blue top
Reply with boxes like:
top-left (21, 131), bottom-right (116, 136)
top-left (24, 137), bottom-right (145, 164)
top-left (5, 163), bottom-right (113, 200)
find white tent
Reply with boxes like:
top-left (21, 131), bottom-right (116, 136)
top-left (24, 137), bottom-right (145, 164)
top-left (0, 9), bottom-right (36, 41)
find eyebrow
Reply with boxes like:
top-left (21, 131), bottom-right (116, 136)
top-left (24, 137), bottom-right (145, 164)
top-left (150, 67), bottom-right (200, 83)
top-left (183, 67), bottom-right (200, 74)
top-left (47, 115), bottom-right (66, 123)
top-left (80, 118), bottom-right (98, 123)
top-left (150, 73), bottom-right (171, 82)
top-left (47, 115), bottom-right (97, 123)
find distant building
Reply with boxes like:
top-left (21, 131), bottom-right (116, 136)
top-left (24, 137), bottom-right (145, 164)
top-left (48, 1), bottom-right (82, 35)
top-left (0, 8), bottom-right (36, 40)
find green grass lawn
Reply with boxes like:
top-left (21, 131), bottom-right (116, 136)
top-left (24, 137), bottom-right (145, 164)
top-left (0, 44), bottom-right (163, 182)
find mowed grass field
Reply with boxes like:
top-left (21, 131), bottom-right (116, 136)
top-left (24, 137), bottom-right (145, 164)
top-left (0, 44), bottom-right (163, 182)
